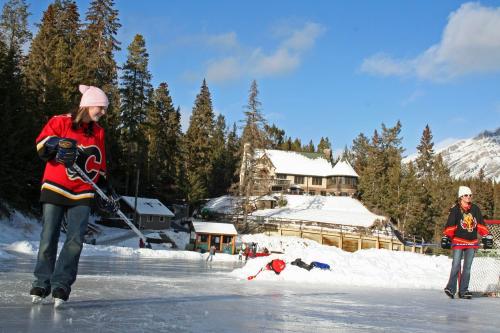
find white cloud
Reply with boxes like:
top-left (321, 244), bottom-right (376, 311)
top-left (361, 53), bottom-right (413, 77)
top-left (202, 21), bottom-right (325, 83)
top-left (206, 57), bottom-right (243, 82)
top-left (205, 32), bottom-right (239, 49)
top-left (361, 3), bottom-right (500, 81)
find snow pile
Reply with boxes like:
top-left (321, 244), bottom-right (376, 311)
top-left (0, 210), bottom-right (41, 245)
top-left (234, 234), bottom-right (451, 290)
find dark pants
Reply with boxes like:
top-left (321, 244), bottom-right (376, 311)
top-left (32, 203), bottom-right (90, 295)
top-left (445, 248), bottom-right (475, 295)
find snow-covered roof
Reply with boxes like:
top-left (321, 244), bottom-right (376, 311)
top-left (331, 160), bottom-right (359, 177)
top-left (251, 195), bottom-right (385, 228)
top-left (192, 221), bottom-right (238, 235)
top-left (257, 149), bottom-right (335, 177)
top-left (120, 196), bottom-right (174, 217)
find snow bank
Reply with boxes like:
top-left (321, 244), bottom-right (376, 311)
top-left (234, 234), bottom-right (451, 290)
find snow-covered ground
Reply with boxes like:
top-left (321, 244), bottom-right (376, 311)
top-left (1, 208), bottom-right (499, 332)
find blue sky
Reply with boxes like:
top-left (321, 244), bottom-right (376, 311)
top-left (14, 0), bottom-right (500, 156)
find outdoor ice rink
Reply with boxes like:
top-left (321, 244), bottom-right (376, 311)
top-left (1, 255), bottom-right (499, 333)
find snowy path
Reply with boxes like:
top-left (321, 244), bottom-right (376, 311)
top-left (0, 255), bottom-right (499, 333)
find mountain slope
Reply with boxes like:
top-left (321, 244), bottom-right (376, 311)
top-left (405, 128), bottom-right (500, 182)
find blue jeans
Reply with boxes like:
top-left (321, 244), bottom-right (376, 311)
top-left (32, 203), bottom-right (90, 295)
top-left (445, 248), bottom-right (476, 295)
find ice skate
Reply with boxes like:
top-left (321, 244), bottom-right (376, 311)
top-left (52, 288), bottom-right (69, 308)
top-left (30, 287), bottom-right (50, 304)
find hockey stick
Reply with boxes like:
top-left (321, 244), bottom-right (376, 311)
top-left (247, 267), bottom-right (266, 280)
top-left (386, 220), bottom-right (438, 247)
top-left (71, 164), bottom-right (151, 248)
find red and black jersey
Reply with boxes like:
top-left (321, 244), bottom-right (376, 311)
top-left (443, 203), bottom-right (489, 249)
top-left (35, 114), bottom-right (107, 206)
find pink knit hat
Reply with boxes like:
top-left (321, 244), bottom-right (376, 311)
top-left (79, 85), bottom-right (109, 108)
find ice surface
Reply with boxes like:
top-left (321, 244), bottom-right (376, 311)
top-left (1, 255), bottom-right (499, 333)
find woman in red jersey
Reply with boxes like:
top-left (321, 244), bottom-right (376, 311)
top-left (30, 85), bottom-right (110, 306)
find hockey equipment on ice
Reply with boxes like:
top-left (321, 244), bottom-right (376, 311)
top-left (247, 259), bottom-right (287, 280)
top-left (268, 259), bottom-right (286, 274)
top-left (441, 236), bottom-right (452, 249)
top-left (482, 234), bottom-right (493, 249)
top-left (70, 163), bottom-right (151, 248)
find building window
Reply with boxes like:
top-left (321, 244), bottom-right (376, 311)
top-left (276, 174), bottom-right (287, 179)
top-left (223, 235), bottom-right (233, 243)
top-left (309, 191), bottom-right (315, 195)
top-left (147, 215), bottom-right (153, 222)
top-left (321, 191), bottom-right (326, 196)
top-left (294, 176), bottom-right (304, 184)
top-left (159, 216), bottom-right (165, 222)
top-left (199, 234), bottom-right (208, 242)
top-left (312, 177), bottom-right (322, 185)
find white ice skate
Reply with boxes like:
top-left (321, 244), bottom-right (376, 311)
top-left (53, 297), bottom-right (66, 308)
top-left (31, 295), bottom-right (43, 304)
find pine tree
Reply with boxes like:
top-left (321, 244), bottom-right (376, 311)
top-left (379, 122), bottom-right (404, 219)
top-left (0, 0), bottom-right (39, 213)
top-left (264, 124), bottom-right (285, 148)
top-left (146, 82), bottom-right (182, 201)
top-left (208, 114), bottom-right (229, 197)
top-left (184, 79), bottom-right (215, 202)
top-left (429, 154), bottom-right (454, 240)
top-left (119, 34), bottom-right (153, 195)
top-left (413, 125), bottom-right (438, 241)
top-left (358, 130), bottom-right (385, 212)
top-left (351, 133), bottom-right (370, 174)
top-left (25, 0), bottom-right (82, 117)
top-left (471, 168), bottom-right (495, 219)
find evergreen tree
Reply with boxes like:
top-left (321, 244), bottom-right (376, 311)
top-left (351, 133), bottom-right (370, 174)
top-left (471, 168), bottom-right (495, 219)
top-left (241, 80), bottom-right (267, 150)
top-left (119, 34), bottom-right (153, 195)
top-left (413, 125), bottom-right (438, 241)
top-left (146, 82), bottom-right (182, 202)
top-left (25, 0), bottom-right (82, 117)
top-left (429, 154), bottom-right (454, 240)
top-left (264, 123), bottom-right (285, 149)
top-left (379, 122), bottom-right (404, 219)
top-left (358, 130), bottom-right (385, 212)
top-left (304, 140), bottom-right (315, 153)
top-left (0, 0), bottom-right (38, 213)
top-left (208, 114), bottom-right (229, 197)
top-left (184, 79), bottom-right (215, 202)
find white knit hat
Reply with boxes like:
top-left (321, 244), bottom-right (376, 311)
top-left (79, 85), bottom-right (109, 108)
top-left (458, 186), bottom-right (472, 198)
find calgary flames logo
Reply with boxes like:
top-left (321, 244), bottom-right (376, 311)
top-left (460, 213), bottom-right (477, 233)
top-left (67, 145), bottom-right (102, 182)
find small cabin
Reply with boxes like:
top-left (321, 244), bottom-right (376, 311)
top-left (190, 221), bottom-right (238, 254)
top-left (256, 195), bottom-right (277, 210)
top-left (120, 196), bottom-right (174, 230)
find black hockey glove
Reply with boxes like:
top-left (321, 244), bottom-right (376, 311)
top-left (441, 236), bottom-right (451, 249)
top-left (55, 138), bottom-right (78, 168)
top-left (482, 234), bottom-right (494, 249)
top-left (96, 195), bottom-right (120, 214)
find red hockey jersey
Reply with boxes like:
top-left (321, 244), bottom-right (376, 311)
top-left (35, 114), bottom-right (106, 206)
